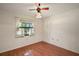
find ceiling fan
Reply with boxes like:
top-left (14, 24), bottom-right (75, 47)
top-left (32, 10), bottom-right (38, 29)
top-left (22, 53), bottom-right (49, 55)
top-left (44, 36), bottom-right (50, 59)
top-left (29, 3), bottom-right (49, 18)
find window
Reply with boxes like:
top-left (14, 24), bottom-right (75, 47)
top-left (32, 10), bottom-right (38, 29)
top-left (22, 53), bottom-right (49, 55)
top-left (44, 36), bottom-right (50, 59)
top-left (16, 20), bottom-right (34, 37)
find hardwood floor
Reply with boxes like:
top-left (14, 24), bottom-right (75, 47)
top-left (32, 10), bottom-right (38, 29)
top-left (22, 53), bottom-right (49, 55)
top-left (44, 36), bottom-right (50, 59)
top-left (0, 41), bottom-right (79, 56)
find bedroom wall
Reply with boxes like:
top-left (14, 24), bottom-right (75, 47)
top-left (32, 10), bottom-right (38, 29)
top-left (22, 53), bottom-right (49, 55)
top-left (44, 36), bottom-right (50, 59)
top-left (43, 7), bottom-right (79, 53)
top-left (0, 10), bottom-right (43, 53)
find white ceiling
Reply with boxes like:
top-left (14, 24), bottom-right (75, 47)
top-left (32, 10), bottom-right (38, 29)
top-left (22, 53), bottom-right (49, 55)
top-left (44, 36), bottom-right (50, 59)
top-left (0, 3), bottom-right (79, 18)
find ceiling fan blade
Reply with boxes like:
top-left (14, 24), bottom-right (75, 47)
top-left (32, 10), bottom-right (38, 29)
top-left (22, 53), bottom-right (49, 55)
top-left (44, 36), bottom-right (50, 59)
top-left (29, 9), bottom-right (36, 11)
top-left (41, 8), bottom-right (49, 10)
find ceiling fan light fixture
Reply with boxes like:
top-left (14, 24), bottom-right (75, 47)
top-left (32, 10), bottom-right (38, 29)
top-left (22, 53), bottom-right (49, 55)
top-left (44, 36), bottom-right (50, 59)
top-left (36, 13), bottom-right (42, 18)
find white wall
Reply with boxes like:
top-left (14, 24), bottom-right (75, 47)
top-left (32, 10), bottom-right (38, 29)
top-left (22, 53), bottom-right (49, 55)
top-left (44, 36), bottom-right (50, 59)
top-left (0, 10), bottom-right (43, 53)
top-left (43, 7), bottom-right (79, 53)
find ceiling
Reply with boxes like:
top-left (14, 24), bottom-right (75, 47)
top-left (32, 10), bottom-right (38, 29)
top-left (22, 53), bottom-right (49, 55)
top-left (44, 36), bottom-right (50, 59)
top-left (0, 3), bottom-right (79, 18)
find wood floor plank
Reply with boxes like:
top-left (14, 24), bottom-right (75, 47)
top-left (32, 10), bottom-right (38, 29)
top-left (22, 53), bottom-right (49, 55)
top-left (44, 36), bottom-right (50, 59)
top-left (0, 41), bottom-right (79, 56)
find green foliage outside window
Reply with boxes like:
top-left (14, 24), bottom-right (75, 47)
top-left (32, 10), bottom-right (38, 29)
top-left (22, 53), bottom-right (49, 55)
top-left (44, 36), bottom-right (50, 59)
top-left (16, 21), bottom-right (34, 37)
